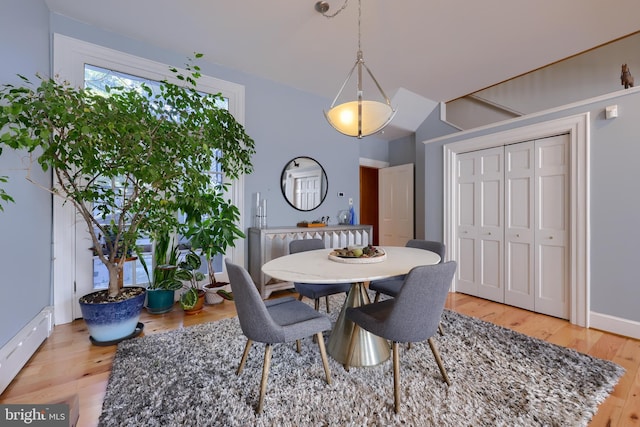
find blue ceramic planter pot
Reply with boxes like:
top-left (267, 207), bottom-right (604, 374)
top-left (79, 287), bottom-right (146, 343)
top-left (146, 289), bottom-right (176, 314)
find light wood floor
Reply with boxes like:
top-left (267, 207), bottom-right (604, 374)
top-left (1, 291), bottom-right (638, 427)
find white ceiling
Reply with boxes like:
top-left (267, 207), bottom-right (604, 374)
top-left (44, 0), bottom-right (640, 105)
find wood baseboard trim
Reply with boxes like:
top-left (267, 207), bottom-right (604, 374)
top-left (0, 307), bottom-right (54, 394)
top-left (590, 311), bottom-right (640, 340)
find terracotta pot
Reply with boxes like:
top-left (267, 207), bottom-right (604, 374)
top-left (183, 290), bottom-right (206, 315)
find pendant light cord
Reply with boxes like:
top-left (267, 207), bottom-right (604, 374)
top-left (317, 0), bottom-right (362, 52)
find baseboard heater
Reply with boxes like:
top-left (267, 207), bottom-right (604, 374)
top-left (0, 307), bottom-right (54, 394)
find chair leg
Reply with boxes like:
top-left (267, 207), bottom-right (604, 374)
top-left (296, 339), bottom-right (301, 353)
top-left (316, 332), bottom-right (332, 385)
top-left (373, 292), bottom-right (381, 303)
top-left (438, 322), bottom-right (444, 336)
top-left (344, 323), bottom-right (360, 371)
top-left (297, 294), bottom-right (304, 301)
top-left (428, 337), bottom-right (451, 386)
top-left (257, 344), bottom-right (273, 413)
top-left (392, 341), bottom-right (401, 414)
top-left (311, 300), bottom-right (321, 343)
top-left (325, 295), bottom-right (330, 313)
top-left (237, 339), bottom-right (253, 375)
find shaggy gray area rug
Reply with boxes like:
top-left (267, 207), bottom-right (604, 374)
top-left (99, 295), bottom-right (624, 426)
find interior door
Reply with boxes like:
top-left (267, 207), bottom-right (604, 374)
top-left (534, 134), bottom-right (569, 318)
top-left (455, 151), bottom-right (479, 295)
top-left (477, 147), bottom-right (504, 302)
top-left (455, 147), bottom-right (504, 301)
top-left (294, 175), bottom-right (321, 210)
top-left (378, 163), bottom-right (414, 246)
top-left (504, 141), bottom-right (535, 310)
top-left (359, 166), bottom-right (379, 245)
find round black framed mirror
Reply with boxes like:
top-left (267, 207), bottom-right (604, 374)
top-left (281, 156), bottom-right (328, 211)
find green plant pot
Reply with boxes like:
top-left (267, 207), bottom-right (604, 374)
top-left (146, 289), bottom-right (176, 314)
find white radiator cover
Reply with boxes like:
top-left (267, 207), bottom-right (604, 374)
top-left (0, 307), bottom-right (54, 394)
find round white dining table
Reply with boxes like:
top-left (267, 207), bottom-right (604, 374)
top-left (261, 246), bottom-right (441, 367)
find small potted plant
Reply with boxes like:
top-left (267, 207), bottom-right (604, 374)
top-left (143, 232), bottom-right (183, 314)
top-left (182, 187), bottom-right (243, 305)
top-left (176, 250), bottom-right (206, 314)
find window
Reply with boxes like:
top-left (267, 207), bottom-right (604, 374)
top-left (84, 64), bottom-right (230, 288)
top-left (52, 34), bottom-right (247, 324)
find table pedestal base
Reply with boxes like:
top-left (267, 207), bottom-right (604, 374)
top-left (327, 282), bottom-right (390, 367)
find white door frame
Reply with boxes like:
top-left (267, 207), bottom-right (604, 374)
top-left (443, 113), bottom-right (590, 327)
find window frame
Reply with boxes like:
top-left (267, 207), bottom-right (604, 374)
top-left (52, 34), bottom-right (247, 324)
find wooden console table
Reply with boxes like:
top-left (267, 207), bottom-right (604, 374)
top-left (248, 224), bottom-right (373, 299)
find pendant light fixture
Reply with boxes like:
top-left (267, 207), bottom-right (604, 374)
top-left (317, 0), bottom-right (397, 138)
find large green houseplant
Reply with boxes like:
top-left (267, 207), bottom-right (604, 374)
top-left (0, 56), bottom-right (255, 342)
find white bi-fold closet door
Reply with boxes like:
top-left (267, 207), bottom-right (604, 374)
top-left (455, 134), bottom-right (569, 319)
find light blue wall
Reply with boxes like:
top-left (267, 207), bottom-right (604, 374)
top-left (0, 0), bottom-right (52, 348)
top-left (388, 134), bottom-right (415, 166)
top-left (413, 105), bottom-right (459, 241)
top-left (359, 138), bottom-right (388, 163)
top-left (421, 90), bottom-right (640, 323)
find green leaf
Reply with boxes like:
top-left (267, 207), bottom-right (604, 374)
top-left (180, 287), bottom-right (199, 309)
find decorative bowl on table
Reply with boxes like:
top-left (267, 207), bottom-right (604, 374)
top-left (328, 245), bottom-right (386, 264)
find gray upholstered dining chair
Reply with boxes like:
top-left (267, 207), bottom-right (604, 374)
top-left (225, 259), bottom-right (332, 413)
top-left (345, 261), bottom-right (457, 413)
top-left (289, 239), bottom-right (351, 313)
top-left (370, 239), bottom-right (446, 337)
top-left (369, 239), bottom-right (446, 303)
